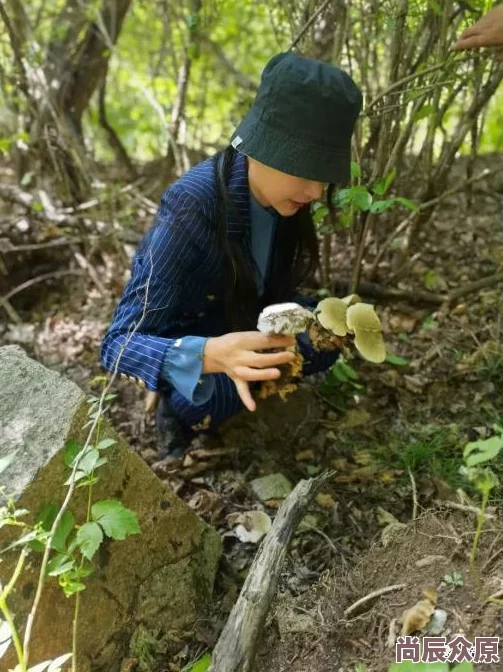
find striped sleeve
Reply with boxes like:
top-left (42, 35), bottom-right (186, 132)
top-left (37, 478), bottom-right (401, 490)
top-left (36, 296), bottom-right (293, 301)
top-left (100, 185), bottom-right (209, 392)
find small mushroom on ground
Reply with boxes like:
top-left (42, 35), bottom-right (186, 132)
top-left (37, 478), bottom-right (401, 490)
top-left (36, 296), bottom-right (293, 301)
top-left (346, 303), bottom-right (386, 363)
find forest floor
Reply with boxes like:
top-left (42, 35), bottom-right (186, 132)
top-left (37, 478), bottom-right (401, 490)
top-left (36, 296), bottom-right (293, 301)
top-left (1, 158), bottom-right (503, 671)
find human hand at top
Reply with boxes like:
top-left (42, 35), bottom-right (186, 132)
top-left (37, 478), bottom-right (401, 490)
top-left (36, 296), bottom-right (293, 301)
top-left (452, 5), bottom-right (503, 60)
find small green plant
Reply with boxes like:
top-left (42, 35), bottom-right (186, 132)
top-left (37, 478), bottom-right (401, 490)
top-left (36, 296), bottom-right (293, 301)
top-left (460, 424), bottom-right (503, 598)
top-left (385, 424), bottom-right (464, 488)
top-left (183, 652), bottom-right (212, 672)
top-left (356, 662), bottom-right (474, 672)
top-left (318, 358), bottom-right (364, 410)
top-left (442, 571), bottom-right (464, 587)
top-left (313, 163), bottom-right (418, 235)
top-left (0, 391), bottom-right (140, 672)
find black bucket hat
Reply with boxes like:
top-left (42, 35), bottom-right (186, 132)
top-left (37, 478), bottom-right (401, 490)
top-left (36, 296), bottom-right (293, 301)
top-left (231, 52), bottom-right (363, 186)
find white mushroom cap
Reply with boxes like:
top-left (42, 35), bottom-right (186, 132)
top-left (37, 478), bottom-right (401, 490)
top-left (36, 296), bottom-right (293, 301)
top-left (257, 302), bottom-right (313, 335)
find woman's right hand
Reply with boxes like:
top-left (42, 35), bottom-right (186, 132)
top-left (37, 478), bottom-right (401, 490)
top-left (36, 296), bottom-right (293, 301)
top-left (203, 331), bottom-right (296, 412)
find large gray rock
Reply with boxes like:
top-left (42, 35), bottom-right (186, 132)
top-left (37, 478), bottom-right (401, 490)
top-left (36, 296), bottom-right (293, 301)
top-left (0, 345), bottom-right (221, 671)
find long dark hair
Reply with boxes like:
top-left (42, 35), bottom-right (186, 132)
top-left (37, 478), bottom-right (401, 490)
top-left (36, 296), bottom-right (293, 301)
top-left (214, 145), bottom-right (334, 331)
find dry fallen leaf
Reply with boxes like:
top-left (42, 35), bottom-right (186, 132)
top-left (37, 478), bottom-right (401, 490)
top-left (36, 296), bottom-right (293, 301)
top-left (401, 588), bottom-right (437, 635)
top-left (376, 506), bottom-right (401, 527)
top-left (295, 449), bottom-right (316, 462)
top-left (331, 457), bottom-right (349, 471)
top-left (334, 465), bottom-right (375, 483)
top-left (340, 409), bottom-right (372, 429)
top-left (316, 493), bottom-right (336, 509)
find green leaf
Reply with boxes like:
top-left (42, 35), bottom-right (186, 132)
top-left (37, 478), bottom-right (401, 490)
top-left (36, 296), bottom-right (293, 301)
top-left (2, 529), bottom-right (44, 553)
top-left (385, 354), bottom-right (408, 366)
top-left (422, 315), bottom-right (437, 331)
top-left (60, 580), bottom-right (86, 597)
top-left (349, 186), bottom-right (373, 212)
top-left (95, 437), bottom-right (117, 450)
top-left (413, 104), bottom-right (436, 122)
top-left (184, 653), bottom-right (212, 672)
top-left (428, 0), bottom-right (442, 16)
top-left (350, 161), bottom-right (361, 178)
top-left (389, 664), bottom-right (448, 672)
top-left (463, 435), bottom-right (503, 467)
top-left (313, 205), bottom-right (329, 224)
top-left (461, 465), bottom-right (499, 493)
top-left (373, 168), bottom-right (396, 196)
top-left (77, 522), bottom-right (103, 560)
top-left (63, 440), bottom-right (82, 468)
top-left (370, 199), bottom-right (394, 214)
top-left (423, 269), bottom-right (438, 290)
top-left (48, 554), bottom-right (75, 577)
top-left (51, 511), bottom-right (75, 553)
top-left (338, 361), bottom-right (359, 381)
top-left (64, 470), bottom-right (88, 486)
top-left (306, 464), bottom-right (322, 476)
top-left (0, 451), bottom-right (17, 475)
top-left (35, 506), bottom-right (74, 553)
top-left (395, 196), bottom-right (419, 213)
top-left (452, 662), bottom-right (475, 672)
top-left (91, 500), bottom-right (140, 540)
top-left (73, 449), bottom-right (107, 475)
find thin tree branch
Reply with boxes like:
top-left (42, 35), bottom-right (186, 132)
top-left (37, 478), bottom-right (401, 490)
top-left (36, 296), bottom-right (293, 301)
top-left (288, 0), bottom-right (333, 51)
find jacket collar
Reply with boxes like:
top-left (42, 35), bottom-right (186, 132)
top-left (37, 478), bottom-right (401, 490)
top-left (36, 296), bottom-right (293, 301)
top-left (226, 151), bottom-right (251, 237)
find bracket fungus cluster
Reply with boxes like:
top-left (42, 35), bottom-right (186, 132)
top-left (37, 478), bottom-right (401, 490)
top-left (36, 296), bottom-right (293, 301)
top-left (256, 296), bottom-right (385, 400)
top-left (257, 296), bottom-right (386, 363)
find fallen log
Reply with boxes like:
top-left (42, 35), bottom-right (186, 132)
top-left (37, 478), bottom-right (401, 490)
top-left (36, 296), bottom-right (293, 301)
top-left (209, 471), bottom-right (333, 672)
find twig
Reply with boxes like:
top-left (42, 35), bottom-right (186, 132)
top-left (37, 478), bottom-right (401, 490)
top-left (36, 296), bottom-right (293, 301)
top-left (434, 500), bottom-right (496, 520)
top-left (288, 0), bottom-right (332, 51)
top-left (200, 37), bottom-right (256, 91)
top-left (408, 468), bottom-right (418, 520)
top-left (449, 270), bottom-right (503, 302)
top-left (297, 524), bottom-right (339, 556)
top-left (370, 166), bottom-right (501, 278)
top-left (481, 545), bottom-right (503, 572)
top-left (73, 251), bottom-right (106, 294)
top-left (344, 584), bottom-right (407, 618)
top-left (332, 279), bottom-right (445, 306)
top-left (209, 472), bottom-right (333, 672)
top-left (333, 272), bottom-right (503, 308)
top-left (2, 270), bottom-right (84, 303)
top-left (367, 54), bottom-right (473, 110)
top-left (385, 252), bottom-right (422, 286)
top-left (0, 237), bottom-right (80, 253)
top-left (0, 296), bottom-right (22, 324)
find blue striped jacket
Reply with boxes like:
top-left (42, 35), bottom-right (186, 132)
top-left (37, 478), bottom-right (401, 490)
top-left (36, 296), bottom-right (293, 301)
top-left (101, 151), bottom-right (276, 392)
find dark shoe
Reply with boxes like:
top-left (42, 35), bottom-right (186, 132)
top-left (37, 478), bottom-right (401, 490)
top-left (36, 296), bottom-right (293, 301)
top-left (155, 397), bottom-right (193, 461)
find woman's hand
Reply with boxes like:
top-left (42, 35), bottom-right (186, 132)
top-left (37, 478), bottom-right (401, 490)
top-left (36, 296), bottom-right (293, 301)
top-left (452, 5), bottom-right (503, 59)
top-left (203, 331), bottom-right (296, 411)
